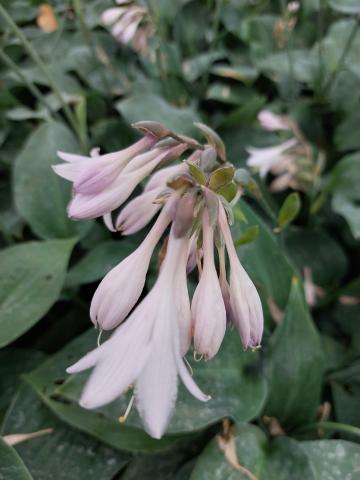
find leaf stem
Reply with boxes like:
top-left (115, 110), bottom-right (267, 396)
top-left (0, 49), bottom-right (55, 119)
top-left (323, 18), bottom-right (359, 93)
top-left (0, 5), bottom-right (86, 150)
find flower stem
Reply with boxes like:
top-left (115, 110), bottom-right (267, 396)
top-left (0, 49), bottom-right (55, 119)
top-left (323, 18), bottom-right (359, 93)
top-left (0, 5), bottom-right (86, 150)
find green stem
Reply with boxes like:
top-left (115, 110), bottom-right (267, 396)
top-left (296, 421), bottom-right (360, 439)
top-left (0, 5), bottom-right (85, 150)
top-left (0, 49), bottom-right (55, 119)
top-left (323, 18), bottom-right (359, 93)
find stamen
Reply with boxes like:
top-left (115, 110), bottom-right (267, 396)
top-left (251, 345), bottom-right (262, 352)
top-left (184, 356), bottom-right (193, 376)
top-left (119, 394), bottom-right (135, 424)
top-left (97, 329), bottom-right (103, 347)
top-left (193, 351), bottom-right (204, 362)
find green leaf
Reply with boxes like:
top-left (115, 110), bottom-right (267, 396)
top-left (265, 277), bottom-right (324, 427)
top-left (0, 438), bottom-right (33, 480)
top-left (233, 202), bottom-right (295, 309)
top-left (286, 228), bottom-right (348, 287)
top-left (299, 440), bottom-right (360, 479)
top-left (66, 240), bottom-right (135, 287)
top-left (1, 384), bottom-right (129, 480)
top-left (0, 239), bottom-right (74, 347)
top-left (329, 152), bottom-right (360, 239)
top-left (190, 424), bottom-right (360, 480)
top-left (182, 51), bottom-right (225, 82)
top-left (328, 0), bottom-right (360, 14)
top-left (0, 349), bottom-right (45, 423)
top-left (277, 193), bottom-right (301, 229)
top-left (190, 424), bottom-right (314, 480)
top-left (234, 225), bottom-right (259, 247)
top-left (116, 94), bottom-right (200, 137)
top-left (26, 330), bottom-right (267, 443)
top-left (14, 121), bottom-right (91, 240)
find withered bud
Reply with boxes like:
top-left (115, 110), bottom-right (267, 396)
top-left (167, 174), bottom-right (195, 190)
top-left (132, 121), bottom-right (173, 139)
top-left (172, 190), bottom-right (197, 238)
top-left (194, 122), bottom-right (226, 162)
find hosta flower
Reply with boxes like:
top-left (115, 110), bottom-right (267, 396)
top-left (192, 209), bottom-right (227, 359)
top-left (91, 195), bottom-right (177, 330)
top-left (247, 109), bottom-right (325, 192)
top-left (57, 120), bottom-right (264, 438)
top-left (218, 204), bottom-right (263, 348)
top-left (67, 226), bottom-right (210, 439)
top-left (246, 138), bottom-right (298, 178)
top-left (102, 1), bottom-right (153, 54)
top-left (257, 110), bottom-right (290, 131)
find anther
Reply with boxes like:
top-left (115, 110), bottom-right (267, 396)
top-left (119, 394), bottom-right (135, 424)
top-left (184, 356), bottom-right (193, 375)
top-left (193, 351), bottom-right (204, 362)
top-left (97, 329), bottom-right (103, 347)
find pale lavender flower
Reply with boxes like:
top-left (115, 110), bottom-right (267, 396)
top-left (61, 143), bottom-right (186, 220)
top-left (218, 204), bottom-right (263, 348)
top-left (90, 195), bottom-right (177, 330)
top-left (191, 209), bottom-right (227, 359)
top-left (67, 226), bottom-right (210, 439)
top-left (53, 135), bottom-right (155, 193)
top-left (257, 110), bottom-right (290, 131)
top-left (246, 138), bottom-right (297, 178)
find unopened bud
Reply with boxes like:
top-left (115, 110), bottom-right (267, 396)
top-left (173, 191), bottom-right (197, 238)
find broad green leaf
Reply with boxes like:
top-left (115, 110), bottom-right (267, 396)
top-left (1, 384), bottom-right (129, 480)
top-left (0, 438), bottom-right (33, 480)
top-left (233, 202), bottom-right (294, 310)
top-left (286, 228), bottom-right (348, 287)
top-left (234, 225), bottom-right (259, 247)
top-left (183, 51), bottom-right (225, 82)
top-left (14, 121), bottom-right (91, 239)
top-left (191, 424), bottom-right (360, 480)
top-left (66, 240), bottom-right (135, 287)
top-left (328, 0), bottom-right (360, 14)
top-left (190, 424), bottom-right (313, 480)
top-left (299, 440), bottom-right (360, 479)
top-left (116, 93), bottom-right (200, 137)
top-left (335, 111), bottom-right (360, 151)
top-left (277, 193), bottom-right (301, 229)
top-left (329, 152), bottom-right (360, 239)
top-left (0, 349), bottom-right (45, 422)
top-left (0, 240), bottom-right (74, 347)
top-left (26, 329), bottom-right (267, 443)
top-left (265, 278), bottom-right (324, 427)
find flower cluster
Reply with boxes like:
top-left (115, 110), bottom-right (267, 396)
top-left (53, 121), bottom-right (263, 439)
top-left (101, 0), bottom-right (153, 55)
top-left (246, 110), bottom-right (325, 192)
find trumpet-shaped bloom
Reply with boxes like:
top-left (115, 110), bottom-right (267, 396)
top-left (90, 196), bottom-right (177, 330)
top-left (67, 227), bottom-right (210, 439)
top-left (258, 110), bottom-right (290, 131)
top-left (53, 135), bottom-right (155, 194)
top-left (192, 210), bottom-right (226, 359)
top-left (66, 144), bottom-right (185, 219)
top-left (115, 186), bottom-right (164, 235)
top-left (218, 204), bottom-right (263, 348)
top-left (246, 138), bottom-right (297, 178)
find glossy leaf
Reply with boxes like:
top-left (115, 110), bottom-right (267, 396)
top-left (0, 438), bottom-right (33, 480)
top-left (277, 193), bottom-right (301, 229)
top-left (265, 278), bottom-right (324, 427)
top-left (14, 121), bottom-right (91, 240)
top-left (0, 240), bottom-right (74, 347)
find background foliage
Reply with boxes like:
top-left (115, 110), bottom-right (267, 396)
top-left (0, 0), bottom-right (360, 478)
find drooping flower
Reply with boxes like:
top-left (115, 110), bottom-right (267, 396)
top-left (67, 226), bottom-right (210, 439)
top-left (246, 138), bottom-right (298, 178)
top-left (191, 209), bottom-right (227, 359)
top-left (90, 195), bottom-right (177, 330)
top-left (257, 110), bottom-right (290, 131)
top-left (101, 1), bottom-right (153, 55)
top-left (218, 203), bottom-right (263, 348)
